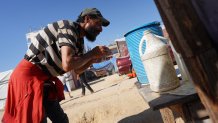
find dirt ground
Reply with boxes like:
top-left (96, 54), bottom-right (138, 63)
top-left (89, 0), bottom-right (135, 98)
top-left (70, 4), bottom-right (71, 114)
top-left (0, 74), bottom-right (163, 123)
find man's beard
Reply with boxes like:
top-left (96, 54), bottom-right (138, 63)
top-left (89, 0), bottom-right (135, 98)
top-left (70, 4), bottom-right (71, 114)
top-left (85, 26), bottom-right (99, 42)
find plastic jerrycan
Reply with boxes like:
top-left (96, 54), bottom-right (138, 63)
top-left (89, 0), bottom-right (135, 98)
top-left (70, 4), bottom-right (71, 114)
top-left (139, 30), bottom-right (180, 92)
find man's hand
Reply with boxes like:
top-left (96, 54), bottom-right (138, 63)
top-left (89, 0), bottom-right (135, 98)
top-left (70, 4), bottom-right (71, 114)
top-left (92, 55), bottom-right (113, 63)
top-left (90, 46), bottom-right (112, 59)
top-left (61, 45), bottom-right (112, 74)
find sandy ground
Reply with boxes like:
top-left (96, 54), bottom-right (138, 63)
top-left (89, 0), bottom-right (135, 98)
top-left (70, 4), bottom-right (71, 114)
top-left (0, 74), bottom-right (163, 123)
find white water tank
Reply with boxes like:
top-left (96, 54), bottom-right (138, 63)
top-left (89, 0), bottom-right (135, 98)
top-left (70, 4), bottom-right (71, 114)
top-left (139, 30), bottom-right (180, 92)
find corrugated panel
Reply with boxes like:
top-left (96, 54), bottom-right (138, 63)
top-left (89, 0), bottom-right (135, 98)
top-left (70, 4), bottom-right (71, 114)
top-left (124, 22), bottom-right (163, 84)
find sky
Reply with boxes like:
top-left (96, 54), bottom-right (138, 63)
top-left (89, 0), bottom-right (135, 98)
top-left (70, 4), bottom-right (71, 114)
top-left (0, 0), bottom-right (162, 72)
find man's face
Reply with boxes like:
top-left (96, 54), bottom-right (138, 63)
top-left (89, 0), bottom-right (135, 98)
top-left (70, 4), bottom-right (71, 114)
top-left (84, 17), bottom-right (102, 42)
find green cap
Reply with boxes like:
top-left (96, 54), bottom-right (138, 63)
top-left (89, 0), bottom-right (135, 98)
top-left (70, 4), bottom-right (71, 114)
top-left (80, 8), bottom-right (110, 27)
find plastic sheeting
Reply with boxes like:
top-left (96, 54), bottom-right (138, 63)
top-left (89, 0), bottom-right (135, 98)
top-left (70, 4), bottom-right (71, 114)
top-left (92, 57), bottom-right (117, 71)
top-left (0, 70), bottom-right (13, 109)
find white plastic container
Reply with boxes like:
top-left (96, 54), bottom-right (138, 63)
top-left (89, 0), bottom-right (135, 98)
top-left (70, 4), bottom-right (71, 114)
top-left (169, 41), bottom-right (190, 82)
top-left (139, 30), bottom-right (180, 92)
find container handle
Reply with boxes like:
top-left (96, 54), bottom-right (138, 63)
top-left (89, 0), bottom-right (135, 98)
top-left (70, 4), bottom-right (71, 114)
top-left (139, 35), bottom-right (147, 56)
top-left (153, 34), bottom-right (168, 44)
top-left (139, 33), bottom-right (168, 57)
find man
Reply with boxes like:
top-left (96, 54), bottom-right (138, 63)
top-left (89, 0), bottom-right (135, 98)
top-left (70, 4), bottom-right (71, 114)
top-left (2, 8), bottom-right (112, 123)
top-left (78, 72), bottom-right (94, 96)
top-left (58, 71), bottom-right (73, 98)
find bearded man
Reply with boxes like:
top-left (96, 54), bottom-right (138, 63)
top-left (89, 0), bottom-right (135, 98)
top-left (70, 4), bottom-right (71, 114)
top-left (2, 8), bottom-right (111, 123)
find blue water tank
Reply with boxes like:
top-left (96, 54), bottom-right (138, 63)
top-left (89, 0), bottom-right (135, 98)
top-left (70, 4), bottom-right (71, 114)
top-left (124, 21), bottom-right (163, 84)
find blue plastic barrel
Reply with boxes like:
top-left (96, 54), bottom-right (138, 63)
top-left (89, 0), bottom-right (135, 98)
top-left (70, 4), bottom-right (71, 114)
top-left (124, 21), bottom-right (163, 84)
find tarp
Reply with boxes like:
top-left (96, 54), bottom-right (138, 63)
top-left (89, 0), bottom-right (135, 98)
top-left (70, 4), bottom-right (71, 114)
top-left (0, 70), bottom-right (13, 109)
top-left (92, 60), bottom-right (111, 69)
top-left (92, 57), bottom-right (117, 71)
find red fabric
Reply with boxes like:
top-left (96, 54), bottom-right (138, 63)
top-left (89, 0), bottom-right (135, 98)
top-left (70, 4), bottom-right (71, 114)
top-left (2, 59), bottom-right (64, 123)
top-left (48, 77), bottom-right (65, 101)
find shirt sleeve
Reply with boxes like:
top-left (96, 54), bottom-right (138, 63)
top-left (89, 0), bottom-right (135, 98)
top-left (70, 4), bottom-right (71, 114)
top-left (57, 28), bottom-right (77, 55)
top-left (57, 76), bottom-right (65, 84)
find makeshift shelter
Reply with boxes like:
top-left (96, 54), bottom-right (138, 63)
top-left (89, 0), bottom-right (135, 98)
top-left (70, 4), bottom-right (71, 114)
top-left (0, 70), bottom-right (13, 110)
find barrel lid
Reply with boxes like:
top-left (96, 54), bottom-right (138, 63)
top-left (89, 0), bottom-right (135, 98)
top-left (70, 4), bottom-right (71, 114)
top-left (124, 21), bottom-right (160, 37)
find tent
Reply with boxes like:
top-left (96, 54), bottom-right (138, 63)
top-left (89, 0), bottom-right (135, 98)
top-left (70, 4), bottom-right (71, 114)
top-left (92, 57), bottom-right (118, 71)
top-left (0, 70), bottom-right (13, 110)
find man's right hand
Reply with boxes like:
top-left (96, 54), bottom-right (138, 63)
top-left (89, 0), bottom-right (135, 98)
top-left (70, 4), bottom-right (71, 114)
top-left (90, 46), bottom-right (112, 59)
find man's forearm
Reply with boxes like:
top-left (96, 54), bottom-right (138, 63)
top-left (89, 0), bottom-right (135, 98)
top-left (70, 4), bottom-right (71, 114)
top-left (69, 51), bottom-right (93, 71)
top-left (61, 46), bottom-right (96, 72)
top-left (74, 59), bottom-right (94, 74)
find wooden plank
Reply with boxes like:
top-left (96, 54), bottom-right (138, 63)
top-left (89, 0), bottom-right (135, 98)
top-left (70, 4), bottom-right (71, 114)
top-left (138, 85), bottom-right (199, 110)
top-left (154, 0), bottom-right (194, 57)
top-left (160, 107), bottom-right (175, 123)
top-left (191, 0), bottom-right (218, 49)
top-left (153, 1), bottom-right (180, 53)
top-left (170, 104), bottom-right (186, 123)
top-left (183, 49), bottom-right (218, 102)
top-left (160, 104), bottom-right (188, 123)
top-left (187, 100), bottom-right (209, 120)
top-left (154, 0), bottom-right (218, 122)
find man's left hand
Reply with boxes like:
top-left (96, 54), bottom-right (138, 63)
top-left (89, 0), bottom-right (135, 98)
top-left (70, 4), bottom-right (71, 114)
top-left (92, 55), bottom-right (113, 63)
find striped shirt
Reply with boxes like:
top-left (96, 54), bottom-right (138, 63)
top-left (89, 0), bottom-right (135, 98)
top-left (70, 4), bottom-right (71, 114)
top-left (24, 20), bottom-right (84, 77)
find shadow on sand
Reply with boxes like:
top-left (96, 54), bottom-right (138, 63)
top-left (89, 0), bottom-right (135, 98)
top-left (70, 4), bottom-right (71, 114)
top-left (88, 78), bottom-right (105, 85)
top-left (118, 108), bottom-right (163, 123)
top-left (60, 96), bottom-right (81, 105)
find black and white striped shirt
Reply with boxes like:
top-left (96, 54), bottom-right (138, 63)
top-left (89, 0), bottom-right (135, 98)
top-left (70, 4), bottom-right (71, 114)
top-left (24, 20), bottom-right (84, 77)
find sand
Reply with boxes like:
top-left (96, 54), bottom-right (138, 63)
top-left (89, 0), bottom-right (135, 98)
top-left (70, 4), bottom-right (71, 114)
top-left (0, 74), bottom-right (163, 123)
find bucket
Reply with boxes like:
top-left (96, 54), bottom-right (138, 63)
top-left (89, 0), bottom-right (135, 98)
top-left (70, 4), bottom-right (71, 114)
top-left (124, 21), bottom-right (163, 84)
top-left (139, 30), bottom-right (180, 92)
